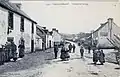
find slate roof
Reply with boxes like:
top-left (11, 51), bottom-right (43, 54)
top-left (93, 22), bottom-right (108, 34)
top-left (43, 29), bottom-right (50, 35)
top-left (36, 25), bottom-right (46, 35)
top-left (0, 0), bottom-right (37, 24)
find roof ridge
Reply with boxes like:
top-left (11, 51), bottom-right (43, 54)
top-left (0, 1), bottom-right (37, 23)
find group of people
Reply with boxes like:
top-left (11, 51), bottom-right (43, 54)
top-left (93, 49), bottom-right (105, 65)
top-left (2, 37), bottom-right (25, 62)
top-left (4, 41), bottom-right (17, 62)
top-left (53, 42), bottom-right (87, 61)
top-left (54, 43), bottom-right (86, 61)
top-left (54, 42), bottom-right (106, 65)
top-left (54, 43), bottom-right (76, 61)
top-left (68, 43), bottom-right (76, 53)
top-left (60, 43), bottom-right (76, 61)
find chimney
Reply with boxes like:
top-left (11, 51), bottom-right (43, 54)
top-left (52, 28), bottom-right (56, 31)
top-left (50, 31), bottom-right (53, 35)
top-left (15, 3), bottom-right (22, 9)
top-left (44, 29), bottom-right (48, 33)
top-left (100, 23), bottom-right (104, 26)
top-left (56, 30), bottom-right (58, 33)
top-left (43, 27), bottom-right (46, 30)
top-left (108, 18), bottom-right (113, 30)
top-left (108, 18), bottom-right (113, 39)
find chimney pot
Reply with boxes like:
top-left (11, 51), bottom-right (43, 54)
top-left (43, 27), bottom-right (46, 29)
top-left (108, 18), bottom-right (113, 21)
top-left (100, 23), bottom-right (104, 26)
top-left (56, 30), bottom-right (58, 32)
top-left (52, 28), bottom-right (56, 31)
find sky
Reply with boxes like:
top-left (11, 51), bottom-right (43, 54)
top-left (11, 1), bottom-right (120, 34)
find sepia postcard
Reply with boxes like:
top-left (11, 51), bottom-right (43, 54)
top-left (0, 0), bottom-right (120, 77)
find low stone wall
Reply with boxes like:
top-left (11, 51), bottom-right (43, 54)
top-left (105, 52), bottom-right (118, 64)
top-left (85, 50), bottom-right (118, 64)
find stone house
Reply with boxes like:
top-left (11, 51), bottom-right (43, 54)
top-left (43, 28), bottom-right (54, 49)
top-left (0, 1), bottom-right (37, 53)
top-left (52, 28), bottom-right (63, 46)
top-left (92, 18), bottom-right (120, 48)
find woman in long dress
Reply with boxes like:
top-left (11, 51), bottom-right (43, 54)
top-left (60, 44), bottom-right (70, 61)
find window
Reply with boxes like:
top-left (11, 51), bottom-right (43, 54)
top-left (8, 11), bottom-right (13, 30)
top-left (32, 22), bottom-right (34, 33)
top-left (7, 11), bottom-right (13, 34)
top-left (100, 32), bottom-right (108, 36)
top-left (20, 17), bottom-right (24, 32)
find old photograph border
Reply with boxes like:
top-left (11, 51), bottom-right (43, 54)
top-left (9, 0), bottom-right (119, 2)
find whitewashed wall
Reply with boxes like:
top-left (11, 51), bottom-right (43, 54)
top-left (13, 13), bottom-right (21, 54)
top-left (46, 35), bottom-right (48, 48)
top-left (7, 13), bottom-right (22, 55)
top-left (48, 35), bottom-right (54, 47)
top-left (35, 37), bottom-right (42, 50)
top-left (33, 23), bottom-right (37, 51)
top-left (0, 7), bottom-right (8, 46)
top-left (51, 35), bottom-right (54, 47)
top-left (24, 19), bottom-right (32, 53)
top-left (52, 31), bottom-right (62, 43)
top-left (112, 23), bottom-right (120, 36)
top-left (97, 23), bottom-right (113, 48)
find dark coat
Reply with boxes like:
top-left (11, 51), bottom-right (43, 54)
top-left (11, 43), bottom-right (17, 51)
top-left (93, 51), bottom-right (99, 62)
top-left (88, 46), bottom-right (91, 50)
top-left (68, 44), bottom-right (72, 50)
top-left (80, 48), bottom-right (84, 53)
top-left (60, 47), bottom-right (70, 59)
top-left (99, 51), bottom-right (105, 63)
top-left (54, 46), bottom-right (58, 53)
top-left (73, 45), bottom-right (76, 49)
top-left (18, 45), bottom-right (25, 49)
top-left (11, 43), bottom-right (17, 58)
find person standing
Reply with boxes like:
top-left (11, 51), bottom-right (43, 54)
top-left (80, 46), bottom-right (84, 58)
top-left (93, 50), bottom-right (98, 65)
top-left (99, 50), bottom-right (105, 65)
top-left (5, 41), bottom-right (12, 61)
top-left (18, 38), bottom-right (25, 58)
top-left (68, 43), bottom-right (72, 53)
top-left (116, 50), bottom-right (120, 67)
top-left (54, 45), bottom-right (59, 59)
top-left (60, 44), bottom-right (70, 61)
top-left (72, 44), bottom-right (76, 53)
top-left (60, 45), bottom-right (66, 61)
top-left (88, 46), bottom-right (91, 54)
top-left (11, 41), bottom-right (17, 62)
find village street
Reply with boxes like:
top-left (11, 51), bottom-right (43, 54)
top-left (0, 1), bottom-right (120, 77)
top-left (0, 42), bottom-right (119, 77)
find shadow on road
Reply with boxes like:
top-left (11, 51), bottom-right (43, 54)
top-left (114, 67), bottom-right (120, 70)
top-left (91, 72), bottom-right (99, 75)
top-left (0, 50), bottom-right (54, 74)
top-left (87, 63), bottom-right (104, 66)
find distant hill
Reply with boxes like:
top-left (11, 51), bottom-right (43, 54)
top-left (60, 32), bottom-right (91, 41)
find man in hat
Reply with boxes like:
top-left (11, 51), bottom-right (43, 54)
top-left (54, 45), bottom-right (59, 59)
top-left (80, 46), bottom-right (84, 58)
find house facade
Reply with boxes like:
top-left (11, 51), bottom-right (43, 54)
top-left (35, 25), bottom-right (46, 50)
top-left (52, 28), bottom-right (63, 46)
top-left (43, 29), bottom-right (54, 49)
top-left (92, 18), bottom-right (120, 48)
top-left (0, 1), bottom-right (37, 53)
top-left (48, 32), bottom-right (54, 48)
